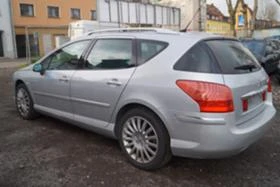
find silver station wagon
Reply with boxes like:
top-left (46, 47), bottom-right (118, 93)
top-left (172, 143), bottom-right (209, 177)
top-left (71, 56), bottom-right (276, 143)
top-left (13, 28), bottom-right (276, 170)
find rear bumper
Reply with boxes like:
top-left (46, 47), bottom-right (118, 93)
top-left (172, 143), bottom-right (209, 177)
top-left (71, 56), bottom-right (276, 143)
top-left (170, 104), bottom-right (276, 158)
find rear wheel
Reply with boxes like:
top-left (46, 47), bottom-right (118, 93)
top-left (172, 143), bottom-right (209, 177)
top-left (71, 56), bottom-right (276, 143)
top-left (16, 84), bottom-right (38, 120)
top-left (118, 108), bottom-right (171, 170)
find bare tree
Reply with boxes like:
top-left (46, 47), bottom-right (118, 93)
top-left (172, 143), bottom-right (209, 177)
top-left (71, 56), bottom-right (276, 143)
top-left (226, 0), bottom-right (237, 36)
top-left (259, 2), bottom-right (278, 21)
top-left (226, 0), bottom-right (258, 37)
top-left (251, 0), bottom-right (258, 34)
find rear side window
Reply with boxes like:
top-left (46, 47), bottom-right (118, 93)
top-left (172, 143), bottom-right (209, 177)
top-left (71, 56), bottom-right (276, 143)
top-left (137, 40), bottom-right (168, 65)
top-left (85, 39), bottom-right (134, 70)
top-left (174, 42), bottom-right (220, 73)
top-left (206, 40), bottom-right (261, 74)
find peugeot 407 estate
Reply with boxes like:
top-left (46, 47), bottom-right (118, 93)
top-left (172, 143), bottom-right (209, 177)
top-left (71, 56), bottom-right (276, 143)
top-left (13, 28), bottom-right (276, 170)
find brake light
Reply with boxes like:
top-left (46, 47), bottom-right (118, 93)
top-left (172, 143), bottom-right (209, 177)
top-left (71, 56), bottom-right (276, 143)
top-left (176, 80), bottom-right (234, 113)
top-left (242, 99), bottom-right (248, 112)
top-left (262, 91), bottom-right (266, 101)
top-left (268, 78), bottom-right (272, 92)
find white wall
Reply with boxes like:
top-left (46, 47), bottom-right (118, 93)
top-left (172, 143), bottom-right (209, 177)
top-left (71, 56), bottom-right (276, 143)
top-left (0, 0), bottom-right (17, 58)
top-left (97, 0), bottom-right (180, 29)
top-left (159, 0), bottom-right (206, 31)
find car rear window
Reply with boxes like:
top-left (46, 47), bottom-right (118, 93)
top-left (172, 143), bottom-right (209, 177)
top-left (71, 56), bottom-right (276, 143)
top-left (137, 40), bottom-right (168, 65)
top-left (174, 42), bottom-right (221, 73)
top-left (206, 40), bottom-right (261, 74)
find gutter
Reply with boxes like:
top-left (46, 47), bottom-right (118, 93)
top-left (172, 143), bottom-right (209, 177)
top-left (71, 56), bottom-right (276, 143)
top-left (8, 0), bottom-right (18, 58)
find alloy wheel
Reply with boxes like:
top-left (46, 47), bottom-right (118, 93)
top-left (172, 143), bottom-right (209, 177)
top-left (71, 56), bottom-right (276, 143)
top-left (16, 88), bottom-right (30, 117)
top-left (122, 116), bottom-right (159, 164)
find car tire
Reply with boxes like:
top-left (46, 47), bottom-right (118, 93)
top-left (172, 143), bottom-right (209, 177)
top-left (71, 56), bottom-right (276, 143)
top-left (16, 84), bottom-right (39, 120)
top-left (118, 107), bottom-right (172, 170)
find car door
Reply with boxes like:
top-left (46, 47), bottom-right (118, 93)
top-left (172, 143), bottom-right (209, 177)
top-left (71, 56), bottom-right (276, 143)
top-left (71, 37), bottom-right (137, 128)
top-left (31, 40), bottom-right (91, 118)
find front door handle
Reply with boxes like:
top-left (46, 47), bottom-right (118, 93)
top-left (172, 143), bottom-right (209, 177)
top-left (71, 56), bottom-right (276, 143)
top-left (59, 75), bottom-right (69, 83)
top-left (107, 79), bottom-right (122, 86)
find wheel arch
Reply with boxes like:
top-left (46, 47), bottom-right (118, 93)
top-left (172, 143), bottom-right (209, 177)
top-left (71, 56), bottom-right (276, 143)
top-left (15, 79), bottom-right (25, 89)
top-left (113, 102), bottom-right (170, 139)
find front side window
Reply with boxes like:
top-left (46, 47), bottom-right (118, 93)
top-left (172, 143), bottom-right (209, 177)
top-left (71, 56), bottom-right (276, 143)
top-left (48, 6), bottom-right (59, 18)
top-left (71, 8), bottom-right (81, 19)
top-left (85, 39), bottom-right (134, 70)
top-left (43, 40), bottom-right (90, 70)
top-left (20, 4), bottom-right (34, 17)
top-left (137, 40), bottom-right (168, 65)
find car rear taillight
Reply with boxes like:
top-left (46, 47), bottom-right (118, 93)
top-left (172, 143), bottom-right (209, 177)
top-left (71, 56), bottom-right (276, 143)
top-left (262, 91), bottom-right (267, 101)
top-left (176, 80), bottom-right (234, 113)
top-left (268, 78), bottom-right (272, 92)
top-left (242, 99), bottom-right (248, 112)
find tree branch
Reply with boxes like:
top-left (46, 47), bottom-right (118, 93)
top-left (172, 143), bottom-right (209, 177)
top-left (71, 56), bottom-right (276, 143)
top-left (276, 0), bottom-right (280, 6)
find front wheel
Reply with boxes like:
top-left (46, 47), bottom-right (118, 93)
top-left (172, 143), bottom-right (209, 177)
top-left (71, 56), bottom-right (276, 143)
top-left (16, 84), bottom-right (38, 120)
top-left (118, 108), bottom-right (171, 170)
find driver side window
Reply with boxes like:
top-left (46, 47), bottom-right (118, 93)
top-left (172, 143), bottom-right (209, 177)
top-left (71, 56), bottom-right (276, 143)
top-left (42, 40), bottom-right (90, 70)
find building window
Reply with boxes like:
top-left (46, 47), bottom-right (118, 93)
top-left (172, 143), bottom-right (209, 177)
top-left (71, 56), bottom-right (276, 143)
top-left (48, 6), bottom-right (59, 18)
top-left (71, 8), bottom-right (81, 19)
top-left (20, 4), bottom-right (34, 17)
top-left (91, 10), bottom-right (97, 20)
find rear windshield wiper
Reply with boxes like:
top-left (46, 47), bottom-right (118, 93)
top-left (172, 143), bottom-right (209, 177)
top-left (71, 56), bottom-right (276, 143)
top-left (234, 64), bottom-right (257, 72)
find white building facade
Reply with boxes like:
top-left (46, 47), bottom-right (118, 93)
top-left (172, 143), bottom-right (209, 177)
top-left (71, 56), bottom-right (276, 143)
top-left (96, 0), bottom-right (181, 30)
top-left (159, 0), bottom-right (206, 31)
top-left (0, 0), bottom-right (17, 58)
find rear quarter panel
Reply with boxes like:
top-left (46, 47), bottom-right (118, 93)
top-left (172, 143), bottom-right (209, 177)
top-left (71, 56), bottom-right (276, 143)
top-left (111, 37), bottom-right (225, 141)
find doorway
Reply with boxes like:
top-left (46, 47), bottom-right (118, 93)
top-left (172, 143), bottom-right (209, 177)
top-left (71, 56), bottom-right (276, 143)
top-left (16, 35), bottom-right (26, 58)
top-left (16, 34), bottom-right (40, 58)
top-left (0, 32), bottom-right (4, 57)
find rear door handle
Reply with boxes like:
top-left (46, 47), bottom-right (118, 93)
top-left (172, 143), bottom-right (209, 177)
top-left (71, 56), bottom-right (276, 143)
top-left (106, 79), bottom-right (122, 86)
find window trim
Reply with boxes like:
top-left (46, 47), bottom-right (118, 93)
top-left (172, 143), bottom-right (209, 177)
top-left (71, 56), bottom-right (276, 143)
top-left (20, 3), bottom-right (34, 17)
top-left (136, 39), bottom-right (169, 66)
top-left (71, 8), bottom-right (81, 20)
top-left (81, 38), bottom-right (137, 70)
top-left (47, 6), bottom-right (60, 18)
top-left (39, 39), bottom-right (93, 71)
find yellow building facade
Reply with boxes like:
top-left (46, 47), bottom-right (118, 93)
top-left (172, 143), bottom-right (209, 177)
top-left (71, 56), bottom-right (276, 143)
top-left (12, 0), bottom-right (96, 57)
top-left (206, 4), bottom-right (231, 36)
top-left (234, 0), bottom-right (252, 35)
top-left (206, 20), bottom-right (231, 36)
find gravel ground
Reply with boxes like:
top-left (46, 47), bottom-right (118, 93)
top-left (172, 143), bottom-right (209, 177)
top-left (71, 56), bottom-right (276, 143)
top-left (0, 67), bottom-right (280, 187)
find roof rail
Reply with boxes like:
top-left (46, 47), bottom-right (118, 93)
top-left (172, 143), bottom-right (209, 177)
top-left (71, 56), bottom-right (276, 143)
top-left (86, 28), bottom-right (178, 36)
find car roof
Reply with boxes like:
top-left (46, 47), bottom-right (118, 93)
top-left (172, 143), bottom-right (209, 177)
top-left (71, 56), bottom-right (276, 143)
top-left (76, 29), bottom-right (230, 45)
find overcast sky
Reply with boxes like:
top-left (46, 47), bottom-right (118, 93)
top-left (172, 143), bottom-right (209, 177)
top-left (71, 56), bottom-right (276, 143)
top-left (207, 0), bottom-right (280, 19)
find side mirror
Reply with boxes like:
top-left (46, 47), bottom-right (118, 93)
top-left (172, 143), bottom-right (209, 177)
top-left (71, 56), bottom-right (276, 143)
top-left (33, 64), bottom-right (45, 75)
